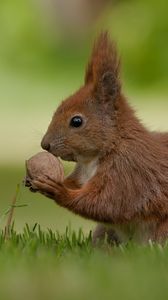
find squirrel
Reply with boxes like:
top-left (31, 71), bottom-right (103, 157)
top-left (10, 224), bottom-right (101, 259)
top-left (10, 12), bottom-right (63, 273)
top-left (31, 32), bottom-right (168, 245)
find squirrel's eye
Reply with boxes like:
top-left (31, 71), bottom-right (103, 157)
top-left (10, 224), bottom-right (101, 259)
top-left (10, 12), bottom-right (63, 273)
top-left (70, 116), bottom-right (83, 128)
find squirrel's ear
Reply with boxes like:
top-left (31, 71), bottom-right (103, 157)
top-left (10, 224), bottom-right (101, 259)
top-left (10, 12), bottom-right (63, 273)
top-left (85, 31), bottom-right (121, 100)
top-left (97, 70), bottom-right (121, 99)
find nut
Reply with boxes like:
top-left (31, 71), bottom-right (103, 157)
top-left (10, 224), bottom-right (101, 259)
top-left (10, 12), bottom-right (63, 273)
top-left (25, 152), bottom-right (64, 187)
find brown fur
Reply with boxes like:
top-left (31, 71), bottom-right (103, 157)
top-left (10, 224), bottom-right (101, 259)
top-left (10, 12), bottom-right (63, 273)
top-left (32, 32), bottom-right (168, 244)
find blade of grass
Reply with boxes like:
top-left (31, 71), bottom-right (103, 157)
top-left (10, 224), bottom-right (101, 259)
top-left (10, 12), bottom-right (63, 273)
top-left (4, 184), bottom-right (20, 240)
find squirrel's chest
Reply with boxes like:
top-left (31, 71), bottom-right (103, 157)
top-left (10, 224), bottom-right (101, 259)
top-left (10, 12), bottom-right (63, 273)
top-left (78, 158), bottom-right (98, 185)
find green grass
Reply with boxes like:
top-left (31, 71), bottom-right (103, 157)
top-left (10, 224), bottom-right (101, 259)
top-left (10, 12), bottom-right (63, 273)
top-left (0, 224), bottom-right (168, 300)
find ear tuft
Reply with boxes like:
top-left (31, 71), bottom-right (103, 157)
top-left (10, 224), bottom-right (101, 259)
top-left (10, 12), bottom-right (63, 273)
top-left (85, 31), bottom-right (121, 98)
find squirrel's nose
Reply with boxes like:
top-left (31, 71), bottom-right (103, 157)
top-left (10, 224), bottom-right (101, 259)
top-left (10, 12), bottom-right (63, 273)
top-left (41, 137), bottom-right (50, 151)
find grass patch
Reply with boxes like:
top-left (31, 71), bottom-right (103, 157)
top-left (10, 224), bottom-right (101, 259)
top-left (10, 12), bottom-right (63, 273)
top-left (0, 224), bottom-right (168, 300)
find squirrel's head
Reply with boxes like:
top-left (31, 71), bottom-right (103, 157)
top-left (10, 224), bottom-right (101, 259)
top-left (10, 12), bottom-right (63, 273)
top-left (41, 32), bottom-right (121, 162)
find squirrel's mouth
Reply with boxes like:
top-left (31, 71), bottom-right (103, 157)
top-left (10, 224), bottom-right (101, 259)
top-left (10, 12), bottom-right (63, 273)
top-left (46, 148), bottom-right (76, 162)
top-left (60, 154), bottom-right (76, 162)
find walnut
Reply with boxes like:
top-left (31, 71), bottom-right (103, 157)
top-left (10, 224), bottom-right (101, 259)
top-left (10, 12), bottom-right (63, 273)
top-left (25, 152), bottom-right (64, 188)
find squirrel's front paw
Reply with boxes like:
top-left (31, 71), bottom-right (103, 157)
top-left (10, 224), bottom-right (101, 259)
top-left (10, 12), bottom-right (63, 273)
top-left (24, 176), bottom-right (38, 193)
top-left (31, 175), bottom-right (67, 201)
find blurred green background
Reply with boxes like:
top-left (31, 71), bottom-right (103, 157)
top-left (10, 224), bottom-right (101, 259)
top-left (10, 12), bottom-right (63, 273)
top-left (0, 0), bottom-right (168, 232)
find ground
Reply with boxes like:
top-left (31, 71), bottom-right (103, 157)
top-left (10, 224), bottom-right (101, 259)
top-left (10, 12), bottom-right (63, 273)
top-left (1, 224), bottom-right (168, 300)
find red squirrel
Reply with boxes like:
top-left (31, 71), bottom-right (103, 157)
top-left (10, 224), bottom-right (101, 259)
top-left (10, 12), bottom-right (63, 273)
top-left (31, 32), bottom-right (168, 244)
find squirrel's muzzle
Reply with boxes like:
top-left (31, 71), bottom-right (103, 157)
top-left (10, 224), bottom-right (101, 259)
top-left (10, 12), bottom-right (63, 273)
top-left (41, 136), bottom-right (51, 151)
